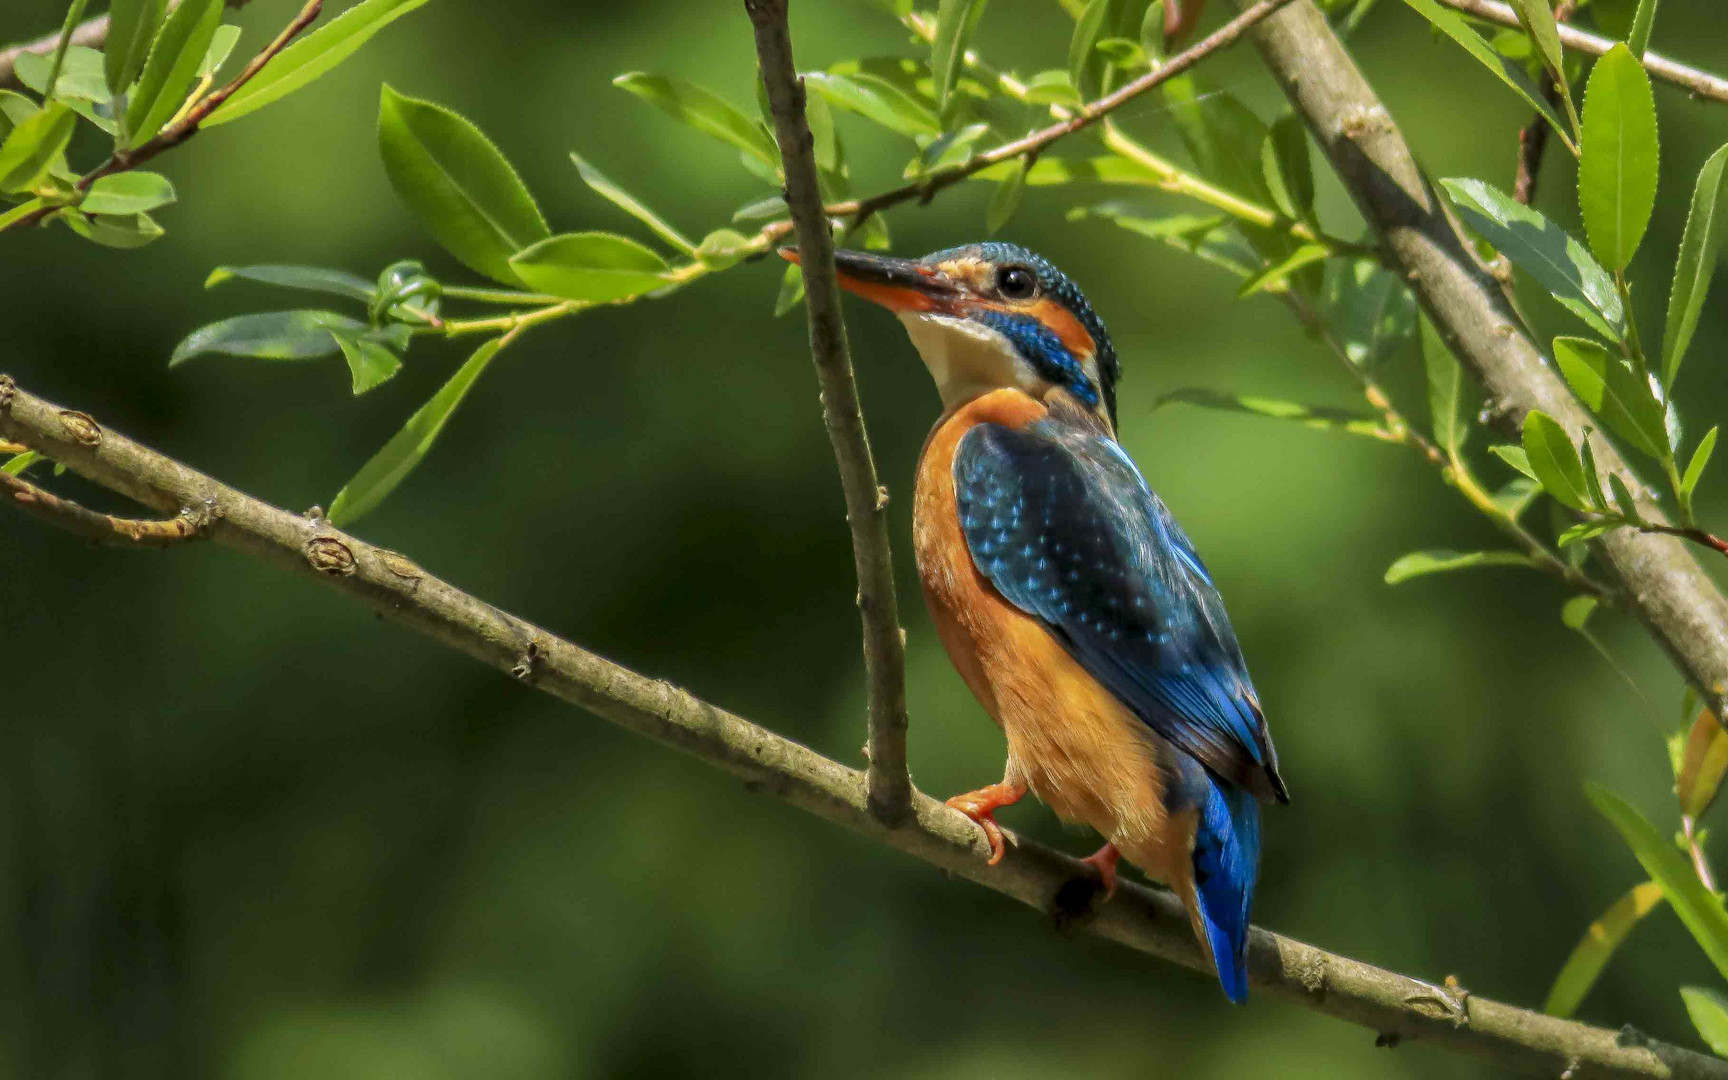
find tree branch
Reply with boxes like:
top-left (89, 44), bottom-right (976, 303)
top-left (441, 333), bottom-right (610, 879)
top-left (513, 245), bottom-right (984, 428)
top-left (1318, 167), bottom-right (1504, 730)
top-left (1230, 0), bottom-right (1728, 734)
top-left (744, 0), bottom-right (912, 825)
top-left (0, 373), bottom-right (1719, 1078)
top-left (1437, 0), bottom-right (1728, 106)
top-left (0, 469), bottom-right (210, 546)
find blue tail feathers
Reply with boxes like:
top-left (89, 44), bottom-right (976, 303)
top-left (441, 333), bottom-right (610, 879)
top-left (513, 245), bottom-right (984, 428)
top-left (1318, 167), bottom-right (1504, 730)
top-left (1190, 774), bottom-right (1261, 1004)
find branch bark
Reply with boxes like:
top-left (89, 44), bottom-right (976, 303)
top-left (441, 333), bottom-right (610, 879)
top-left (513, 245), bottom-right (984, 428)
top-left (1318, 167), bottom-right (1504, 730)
top-left (1232, 0), bottom-right (1728, 729)
top-left (1437, 0), bottom-right (1728, 105)
top-left (744, 0), bottom-right (912, 825)
top-left (0, 373), bottom-right (1719, 1077)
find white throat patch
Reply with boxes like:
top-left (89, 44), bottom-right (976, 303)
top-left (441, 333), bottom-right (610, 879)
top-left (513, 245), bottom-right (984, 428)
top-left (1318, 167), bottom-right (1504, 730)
top-left (896, 311), bottom-right (1042, 411)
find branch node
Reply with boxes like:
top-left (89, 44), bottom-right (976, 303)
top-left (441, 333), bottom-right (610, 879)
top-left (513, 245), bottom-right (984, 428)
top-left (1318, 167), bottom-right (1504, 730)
top-left (0, 374), bottom-right (15, 412)
top-left (378, 549), bottom-right (425, 585)
top-left (57, 410), bottom-right (102, 447)
top-left (511, 636), bottom-right (547, 681)
top-left (304, 535), bottom-right (357, 576)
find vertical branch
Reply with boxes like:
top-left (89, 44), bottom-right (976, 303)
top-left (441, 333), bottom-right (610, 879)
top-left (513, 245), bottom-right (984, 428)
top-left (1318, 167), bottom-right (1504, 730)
top-left (744, 0), bottom-right (913, 825)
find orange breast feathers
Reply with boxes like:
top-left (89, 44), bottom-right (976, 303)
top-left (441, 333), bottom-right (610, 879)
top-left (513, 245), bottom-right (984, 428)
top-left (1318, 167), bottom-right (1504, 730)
top-left (911, 390), bottom-right (1185, 881)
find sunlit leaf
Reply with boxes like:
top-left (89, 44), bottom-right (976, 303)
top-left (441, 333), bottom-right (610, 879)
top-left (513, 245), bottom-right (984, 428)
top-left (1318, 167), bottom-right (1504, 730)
top-left (1523, 409), bottom-right (1593, 511)
top-left (1263, 112), bottom-right (1314, 222)
top-left (1543, 882), bottom-right (1665, 1017)
top-left (328, 336), bottom-right (506, 527)
top-left (1626, 0), bottom-right (1659, 57)
top-left (204, 264), bottom-right (377, 303)
top-left (56, 207), bottom-right (165, 248)
top-left (1023, 69), bottom-right (1082, 107)
top-left (694, 227), bottom-right (753, 270)
top-left (80, 171), bottom-right (176, 215)
top-left (1578, 44), bottom-right (1659, 271)
top-left (1441, 177), bottom-right (1623, 340)
top-left (1510, 0), bottom-right (1568, 92)
top-left (1069, 0), bottom-right (1112, 98)
top-left (198, 24), bottom-right (241, 78)
top-left (2, 451), bottom-right (42, 477)
top-left (1677, 708), bottom-right (1728, 821)
top-left (378, 85), bottom-right (550, 287)
top-left (1162, 75), bottom-right (1272, 205)
top-left (1588, 783), bottom-right (1728, 982)
top-left (1662, 144), bottom-right (1728, 388)
top-left (1401, 0), bottom-right (1572, 148)
top-left (773, 261), bottom-right (804, 317)
top-left (508, 232), bottom-right (671, 304)
top-left (986, 156), bottom-right (1028, 235)
top-left (973, 155), bottom-right (1158, 185)
top-left (169, 310), bottom-right (363, 366)
top-left (1421, 316), bottom-right (1468, 455)
top-left (1237, 243), bottom-right (1330, 297)
top-left (1157, 387), bottom-right (1390, 439)
top-left (1558, 519), bottom-right (1615, 547)
top-left (1608, 472), bottom-right (1642, 522)
top-left (105, 0), bottom-right (168, 98)
top-left (804, 71), bottom-right (939, 138)
top-left (125, 0), bottom-right (222, 147)
top-left (570, 150), bottom-right (696, 255)
top-left (15, 46), bottom-right (108, 103)
top-left (0, 103), bottom-right (75, 194)
top-left (1491, 443), bottom-right (1539, 480)
top-left (1384, 549), bottom-right (1531, 584)
top-left (207, 0), bottom-right (430, 126)
top-left (1681, 426), bottom-right (1718, 506)
top-left (1552, 336), bottom-right (1667, 459)
top-left (931, 0), bottom-right (988, 115)
top-left (614, 73), bottom-right (779, 165)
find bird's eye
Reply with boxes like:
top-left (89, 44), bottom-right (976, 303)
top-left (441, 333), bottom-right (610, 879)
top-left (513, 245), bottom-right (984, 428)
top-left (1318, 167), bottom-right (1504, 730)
top-left (997, 266), bottom-right (1037, 300)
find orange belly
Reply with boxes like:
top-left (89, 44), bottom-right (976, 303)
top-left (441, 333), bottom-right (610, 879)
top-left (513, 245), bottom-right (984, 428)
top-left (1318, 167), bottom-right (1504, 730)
top-left (912, 390), bottom-right (1191, 885)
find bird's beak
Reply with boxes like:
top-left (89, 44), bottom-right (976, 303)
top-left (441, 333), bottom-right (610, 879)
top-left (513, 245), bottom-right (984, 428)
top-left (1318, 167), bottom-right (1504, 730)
top-left (779, 247), bottom-right (958, 313)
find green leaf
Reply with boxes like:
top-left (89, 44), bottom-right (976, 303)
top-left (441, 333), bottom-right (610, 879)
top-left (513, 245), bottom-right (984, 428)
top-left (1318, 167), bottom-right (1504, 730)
top-left (1682, 987), bottom-right (1728, 1057)
top-left (15, 45), bottom-right (108, 103)
top-left (1626, 0), bottom-right (1660, 57)
top-left (1441, 177), bottom-right (1624, 340)
top-left (1384, 549), bottom-right (1531, 584)
top-left (3, 450), bottom-right (42, 476)
top-left (1578, 44), bottom-right (1659, 272)
top-left (803, 71), bottom-right (939, 138)
top-left (205, 264), bottom-right (377, 303)
top-left (932, 0), bottom-right (988, 115)
top-left (973, 154), bottom-right (1157, 186)
top-left (508, 232), bottom-right (671, 304)
top-left (1609, 472), bottom-right (1642, 522)
top-left (56, 208), bottom-right (166, 248)
top-left (1681, 426), bottom-right (1718, 505)
top-left (1662, 144), bottom-right (1728, 388)
top-left (1523, 409), bottom-right (1593, 510)
top-left (1677, 707), bottom-right (1728, 821)
top-left (1493, 476), bottom-right (1543, 519)
top-left (1543, 882), bottom-right (1665, 1017)
top-left (377, 85), bottom-right (550, 287)
top-left (80, 171), bottom-right (176, 214)
top-left (694, 227), bottom-right (752, 270)
top-left (1162, 76), bottom-right (1273, 207)
top-left (1562, 594), bottom-right (1598, 630)
top-left (986, 156), bottom-right (1028, 235)
top-left (1420, 316), bottom-right (1468, 455)
top-left (1491, 443), bottom-right (1539, 480)
top-left (773, 261), bottom-right (804, 317)
top-left (1588, 782), bottom-right (1728, 982)
top-left (1157, 388), bottom-right (1390, 439)
top-left (0, 103), bottom-right (75, 193)
top-left (198, 24), bottom-right (241, 78)
top-left (105, 0), bottom-right (168, 98)
top-left (328, 336), bottom-right (506, 527)
top-left (207, 0), bottom-right (430, 126)
top-left (125, 0), bottom-right (222, 147)
top-left (1323, 259), bottom-right (1419, 369)
top-left (614, 73), bottom-right (778, 166)
top-left (569, 151), bottom-right (695, 255)
top-left (1558, 518), bottom-right (1615, 548)
top-left (1552, 336), bottom-right (1667, 459)
top-left (1511, 0), bottom-right (1568, 93)
top-left (1023, 70), bottom-right (1082, 107)
top-left (328, 325), bottom-right (403, 395)
top-left (1401, 0), bottom-right (1573, 149)
top-left (169, 310), bottom-right (364, 366)
top-left (1262, 113), bottom-right (1314, 222)
top-left (1237, 243), bottom-right (1331, 298)
top-left (1069, 0), bottom-right (1112, 98)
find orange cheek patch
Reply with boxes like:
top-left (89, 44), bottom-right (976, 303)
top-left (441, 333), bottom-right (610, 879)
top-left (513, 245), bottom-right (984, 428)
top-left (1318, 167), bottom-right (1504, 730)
top-left (1030, 298), bottom-right (1096, 359)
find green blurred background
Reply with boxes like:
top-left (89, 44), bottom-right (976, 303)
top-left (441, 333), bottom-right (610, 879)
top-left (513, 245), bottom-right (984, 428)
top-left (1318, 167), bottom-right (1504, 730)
top-left (3, 0), bottom-right (1727, 1075)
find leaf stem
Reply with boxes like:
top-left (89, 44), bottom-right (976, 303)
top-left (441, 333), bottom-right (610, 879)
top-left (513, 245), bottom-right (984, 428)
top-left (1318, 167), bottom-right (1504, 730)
top-left (441, 285), bottom-right (568, 305)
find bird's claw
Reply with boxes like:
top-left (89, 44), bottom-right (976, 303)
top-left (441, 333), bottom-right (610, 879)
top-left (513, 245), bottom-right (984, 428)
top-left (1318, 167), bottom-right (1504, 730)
top-left (944, 781), bottom-right (1025, 865)
top-left (1081, 842), bottom-right (1121, 900)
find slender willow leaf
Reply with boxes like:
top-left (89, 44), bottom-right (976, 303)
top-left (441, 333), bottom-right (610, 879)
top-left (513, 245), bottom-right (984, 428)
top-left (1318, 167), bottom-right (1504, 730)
top-left (1511, 0), bottom-right (1567, 95)
top-left (1558, 519), bottom-right (1616, 547)
top-left (931, 0), bottom-right (988, 115)
top-left (972, 155), bottom-right (1157, 186)
top-left (614, 73), bottom-right (778, 165)
top-left (803, 71), bottom-right (939, 139)
top-left (1262, 113), bottom-right (1314, 222)
top-left (1442, 177), bottom-right (1623, 340)
top-left (1579, 44), bottom-right (1659, 272)
top-left (1543, 882), bottom-right (1665, 1017)
top-left (1523, 410), bottom-right (1592, 510)
top-left (509, 232), bottom-right (671, 304)
top-left (570, 151), bottom-right (695, 255)
top-left (198, 24), bottom-right (241, 78)
top-left (1608, 473), bottom-right (1642, 522)
top-left (1552, 336), bottom-right (1667, 459)
top-left (16, 46), bottom-right (108, 103)
top-left (57, 208), bottom-right (165, 248)
top-left (1662, 144), bottom-right (1728, 388)
top-left (1681, 426), bottom-right (1718, 505)
top-left (1682, 988), bottom-right (1728, 1057)
top-left (80, 171), bottom-right (176, 214)
top-left (328, 336), bottom-right (506, 527)
top-left (1162, 76), bottom-right (1272, 207)
top-left (125, 0), bottom-right (223, 147)
top-left (2, 451), bottom-right (41, 477)
top-left (1237, 243), bottom-right (1330, 298)
top-left (1069, 0), bottom-right (1112, 97)
top-left (985, 157), bottom-right (1028, 235)
top-left (378, 85), bottom-right (550, 287)
top-left (1677, 708), bottom-right (1728, 821)
top-left (205, 264), bottom-right (376, 302)
top-left (1384, 549), bottom-right (1531, 585)
top-left (0, 103), bottom-right (75, 193)
top-left (1626, 0), bottom-right (1659, 57)
top-left (1157, 388), bottom-right (1389, 438)
top-left (327, 325), bottom-right (403, 395)
top-left (169, 310), bottom-right (363, 365)
top-left (1588, 783), bottom-right (1728, 982)
top-left (1421, 316), bottom-right (1467, 454)
top-left (105, 0), bottom-right (168, 97)
top-left (773, 261), bottom-right (804, 317)
top-left (207, 0), bottom-right (430, 126)
top-left (1401, 0), bottom-right (1572, 148)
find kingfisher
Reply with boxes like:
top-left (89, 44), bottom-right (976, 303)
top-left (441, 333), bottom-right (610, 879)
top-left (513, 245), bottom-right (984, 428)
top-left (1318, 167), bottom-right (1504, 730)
top-left (790, 241), bottom-right (1288, 1003)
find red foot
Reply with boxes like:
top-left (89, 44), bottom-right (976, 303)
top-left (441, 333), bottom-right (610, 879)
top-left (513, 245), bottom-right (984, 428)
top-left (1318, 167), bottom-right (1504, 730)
top-left (945, 781), bottom-right (1026, 865)
top-left (1081, 842), bottom-right (1121, 900)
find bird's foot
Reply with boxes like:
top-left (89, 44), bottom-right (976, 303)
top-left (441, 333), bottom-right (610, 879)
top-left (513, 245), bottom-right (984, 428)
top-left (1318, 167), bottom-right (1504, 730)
top-left (1080, 842), bottom-right (1121, 900)
top-left (945, 781), bottom-right (1026, 865)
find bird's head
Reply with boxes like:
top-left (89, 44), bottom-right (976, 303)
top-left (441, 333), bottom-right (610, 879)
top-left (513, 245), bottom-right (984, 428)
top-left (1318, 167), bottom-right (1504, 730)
top-left (787, 241), bottom-right (1120, 429)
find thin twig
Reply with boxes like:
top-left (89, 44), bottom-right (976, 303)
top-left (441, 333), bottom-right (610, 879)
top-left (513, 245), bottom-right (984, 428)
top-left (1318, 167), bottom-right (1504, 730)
top-left (745, 0), bottom-right (912, 826)
top-left (1437, 0), bottom-right (1728, 105)
top-left (1512, 0), bottom-right (1577, 205)
top-left (1638, 522), bottom-right (1728, 558)
top-left (0, 374), bottom-right (1718, 1078)
top-left (0, 469), bottom-right (210, 547)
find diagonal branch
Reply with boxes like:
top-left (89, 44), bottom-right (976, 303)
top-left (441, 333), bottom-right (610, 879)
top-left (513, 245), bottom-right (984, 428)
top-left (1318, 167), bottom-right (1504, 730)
top-left (0, 468), bottom-right (210, 546)
top-left (1230, 0), bottom-right (1728, 741)
top-left (1437, 0), bottom-right (1728, 105)
top-left (0, 373), bottom-right (1720, 1078)
top-left (746, 0), bottom-right (912, 825)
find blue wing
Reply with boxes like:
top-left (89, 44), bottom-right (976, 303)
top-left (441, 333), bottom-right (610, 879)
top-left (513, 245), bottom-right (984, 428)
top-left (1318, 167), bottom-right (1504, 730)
top-left (953, 418), bottom-right (1286, 803)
